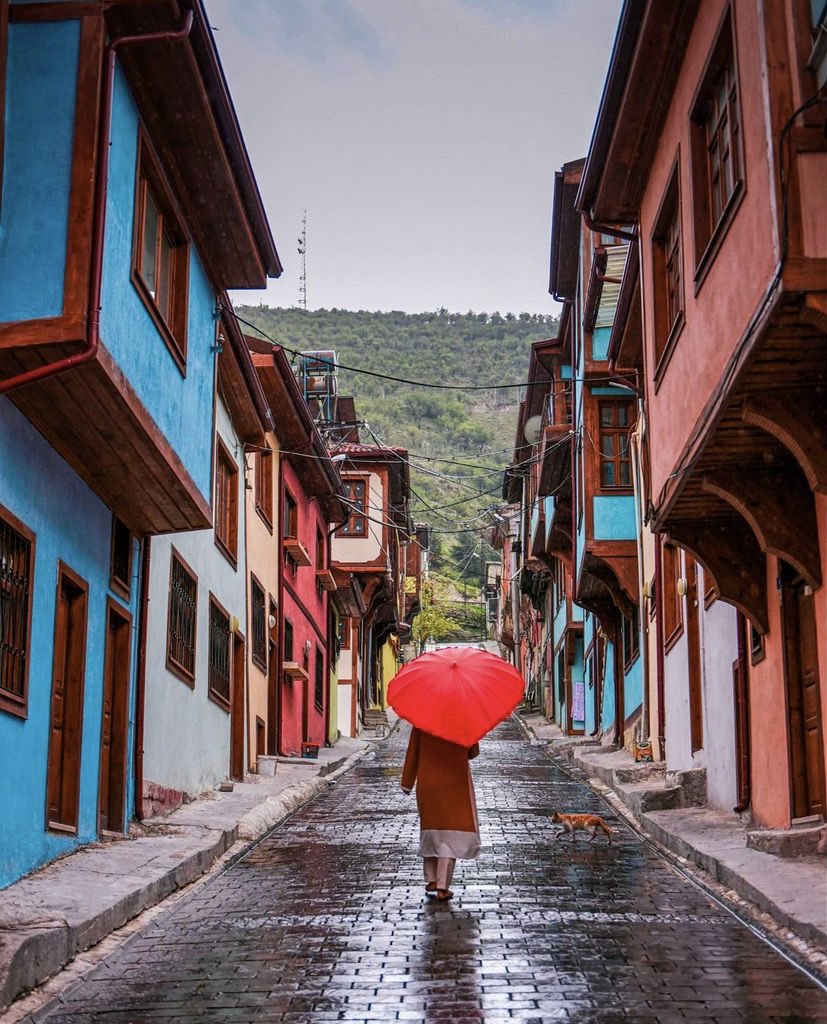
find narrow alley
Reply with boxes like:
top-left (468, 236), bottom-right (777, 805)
top-left (32, 721), bottom-right (826, 1024)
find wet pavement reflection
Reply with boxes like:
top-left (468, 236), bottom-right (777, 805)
top-left (36, 720), bottom-right (827, 1023)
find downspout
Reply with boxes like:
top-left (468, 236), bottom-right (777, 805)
top-left (581, 209), bottom-right (637, 244)
top-left (653, 537), bottom-right (667, 761)
top-left (631, 414), bottom-right (649, 743)
top-left (134, 535), bottom-right (151, 821)
top-left (0, 12), bottom-right (194, 395)
top-left (276, 448), bottom-right (284, 755)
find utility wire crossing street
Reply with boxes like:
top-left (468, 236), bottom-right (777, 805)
top-left (33, 721), bottom-right (827, 1023)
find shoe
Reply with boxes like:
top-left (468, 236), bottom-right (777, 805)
top-left (425, 882), bottom-right (437, 898)
top-left (435, 889), bottom-right (453, 901)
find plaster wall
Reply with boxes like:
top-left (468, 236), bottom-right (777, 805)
top-left (337, 683), bottom-right (353, 737)
top-left (592, 496), bottom-right (637, 541)
top-left (142, 399), bottom-right (245, 799)
top-left (0, 401), bottom-right (139, 888)
top-left (638, 0), bottom-right (779, 500)
top-left (0, 19), bottom-right (78, 321)
top-left (245, 433), bottom-right (280, 769)
top-left (332, 471), bottom-right (384, 564)
top-left (601, 637), bottom-right (617, 734)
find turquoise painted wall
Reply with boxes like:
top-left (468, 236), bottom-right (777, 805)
top-left (101, 65), bottom-right (216, 502)
top-left (592, 326), bottom-right (611, 362)
top-left (0, 20), bottom-right (79, 321)
top-left (601, 638), bottom-right (617, 733)
top-left (583, 616), bottom-right (597, 735)
top-left (592, 495), bottom-right (637, 540)
top-left (624, 648), bottom-right (643, 722)
top-left (0, 401), bottom-right (140, 890)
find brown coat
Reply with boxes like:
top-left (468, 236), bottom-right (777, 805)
top-left (401, 727), bottom-right (480, 834)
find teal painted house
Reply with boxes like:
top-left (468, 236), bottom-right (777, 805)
top-left (0, 0), bottom-right (279, 888)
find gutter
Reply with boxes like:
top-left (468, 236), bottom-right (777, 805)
top-left (0, 13), bottom-right (194, 395)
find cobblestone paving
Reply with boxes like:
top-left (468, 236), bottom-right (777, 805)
top-left (36, 721), bottom-right (827, 1023)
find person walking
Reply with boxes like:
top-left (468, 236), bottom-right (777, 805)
top-left (400, 725), bottom-right (481, 901)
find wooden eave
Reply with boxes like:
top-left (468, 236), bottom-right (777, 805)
top-left (538, 424), bottom-right (572, 497)
top-left (577, 0), bottom-right (700, 223)
top-left (106, 1), bottom-right (280, 289)
top-left (217, 310), bottom-right (270, 445)
top-left (549, 159), bottom-right (585, 301)
top-left (606, 241), bottom-right (642, 370)
top-left (654, 293), bottom-right (827, 634)
top-left (331, 570), bottom-right (366, 617)
top-left (0, 340), bottom-right (210, 535)
top-left (576, 548), bottom-right (637, 633)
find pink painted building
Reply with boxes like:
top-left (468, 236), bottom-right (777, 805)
top-left (579, 0), bottom-right (827, 828)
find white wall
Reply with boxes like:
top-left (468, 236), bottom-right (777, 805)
top-left (699, 577), bottom-right (739, 810)
top-left (337, 683), bottom-right (353, 737)
top-left (143, 399), bottom-right (247, 798)
top-left (332, 470), bottom-right (383, 564)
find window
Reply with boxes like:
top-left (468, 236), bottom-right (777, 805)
top-left (250, 576), bottom-right (266, 669)
top-left (339, 478), bottom-right (368, 536)
top-left (597, 401), bottom-right (633, 490)
top-left (690, 13), bottom-right (744, 270)
top-left (750, 624), bottom-right (766, 666)
top-left (208, 596), bottom-right (231, 709)
top-left (314, 645), bottom-right (325, 712)
top-left (167, 550), bottom-right (197, 682)
top-left (283, 490), bottom-right (298, 538)
top-left (214, 439), bottom-right (239, 564)
top-left (110, 517), bottom-right (133, 601)
top-left (255, 448), bottom-right (273, 527)
top-left (622, 605), bottom-right (640, 671)
top-left (652, 168), bottom-right (684, 368)
top-left (316, 528), bottom-right (326, 570)
top-left (0, 507), bottom-right (34, 718)
top-left (662, 541), bottom-right (684, 650)
top-left (807, 0), bottom-right (827, 86)
top-left (132, 137), bottom-right (189, 371)
top-left (338, 617), bottom-right (351, 650)
top-left (553, 557), bottom-right (566, 609)
top-left (283, 618), bottom-right (294, 662)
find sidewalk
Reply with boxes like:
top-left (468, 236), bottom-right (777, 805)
top-left (0, 735), bottom-right (374, 1013)
top-left (518, 712), bottom-right (827, 959)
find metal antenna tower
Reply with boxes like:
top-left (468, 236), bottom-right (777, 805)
top-left (297, 210), bottom-right (307, 311)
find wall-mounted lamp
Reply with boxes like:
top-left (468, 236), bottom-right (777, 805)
top-left (676, 577), bottom-right (688, 597)
top-left (642, 580), bottom-right (653, 600)
top-left (268, 614), bottom-right (277, 629)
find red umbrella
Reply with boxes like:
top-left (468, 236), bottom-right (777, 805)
top-left (387, 647), bottom-right (524, 747)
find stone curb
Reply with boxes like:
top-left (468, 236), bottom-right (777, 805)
top-left (514, 712), bottom-right (827, 957)
top-left (0, 746), bottom-right (369, 1013)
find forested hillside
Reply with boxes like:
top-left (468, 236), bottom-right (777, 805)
top-left (235, 306), bottom-right (557, 590)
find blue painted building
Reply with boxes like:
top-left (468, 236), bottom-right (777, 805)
top-left (0, 1), bottom-right (279, 888)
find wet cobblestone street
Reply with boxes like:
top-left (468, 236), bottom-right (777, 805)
top-left (36, 721), bottom-right (827, 1023)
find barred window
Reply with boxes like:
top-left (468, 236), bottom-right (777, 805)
top-left (167, 551), bottom-right (197, 681)
top-left (314, 645), bottom-right (325, 713)
top-left (251, 576), bottom-right (266, 669)
top-left (208, 597), bottom-right (231, 708)
top-left (0, 510), bottom-right (34, 716)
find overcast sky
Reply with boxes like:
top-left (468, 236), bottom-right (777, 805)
top-left (206, 0), bottom-right (621, 315)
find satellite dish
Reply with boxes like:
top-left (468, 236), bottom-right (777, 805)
top-left (523, 414), bottom-right (542, 445)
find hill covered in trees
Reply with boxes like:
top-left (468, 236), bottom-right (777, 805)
top-left (235, 305), bottom-right (557, 595)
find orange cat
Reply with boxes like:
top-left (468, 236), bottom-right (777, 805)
top-left (550, 810), bottom-right (614, 844)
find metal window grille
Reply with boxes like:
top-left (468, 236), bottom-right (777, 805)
top-left (168, 555), bottom-right (196, 675)
top-left (0, 520), bottom-right (32, 699)
top-left (208, 601), bottom-right (231, 704)
top-left (251, 580), bottom-right (266, 665)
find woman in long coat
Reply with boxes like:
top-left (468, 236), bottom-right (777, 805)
top-left (401, 726), bottom-right (480, 901)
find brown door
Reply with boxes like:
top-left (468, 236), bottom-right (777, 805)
top-left (685, 556), bottom-right (704, 754)
top-left (782, 567), bottom-right (825, 820)
top-left (230, 632), bottom-right (246, 781)
top-left (98, 601), bottom-right (131, 833)
top-left (47, 565), bottom-right (88, 833)
top-left (266, 600), bottom-right (279, 755)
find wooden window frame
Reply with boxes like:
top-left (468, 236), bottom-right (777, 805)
top-left (314, 644), bottom-right (325, 713)
top-left (283, 488), bottom-right (298, 539)
top-left (596, 400), bottom-right (634, 493)
top-left (652, 161), bottom-right (685, 387)
top-left (622, 604), bottom-right (640, 672)
top-left (0, 503), bottom-right (35, 719)
top-left (207, 593), bottom-right (232, 712)
top-left (166, 547), bottom-right (197, 685)
top-left (283, 617), bottom-right (294, 663)
top-left (254, 447), bottom-right (274, 529)
top-left (338, 477), bottom-right (369, 537)
top-left (131, 133), bottom-right (190, 374)
top-left (689, 8), bottom-right (746, 289)
top-left (109, 516), bottom-right (133, 602)
top-left (250, 573), bottom-right (267, 671)
top-left (662, 541), bottom-right (684, 652)
top-left (214, 436), bottom-right (239, 566)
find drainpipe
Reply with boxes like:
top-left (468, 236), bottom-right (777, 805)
top-left (0, 12), bottom-right (194, 395)
top-left (581, 210), bottom-right (637, 244)
top-left (631, 415), bottom-right (649, 743)
top-left (653, 538), bottom-right (667, 761)
top-left (134, 535), bottom-right (151, 821)
top-left (276, 449), bottom-right (284, 755)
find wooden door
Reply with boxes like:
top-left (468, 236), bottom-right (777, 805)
top-left (685, 556), bottom-right (704, 754)
top-left (230, 632), bottom-right (245, 781)
top-left (783, 568), bottom-right (825, 819)
top-left (47, 565), bottom-right (88, 833)
top-left (98, 602), bottom-right (131, 833)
